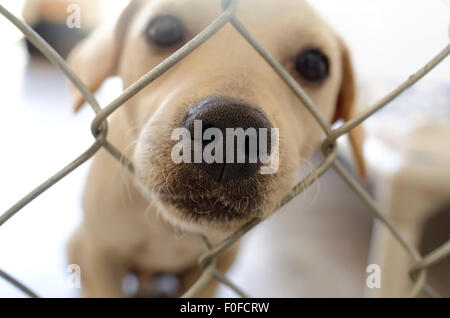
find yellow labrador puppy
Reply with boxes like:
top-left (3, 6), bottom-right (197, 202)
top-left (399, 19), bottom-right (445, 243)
top-left (67, 0), bottom-right (364, 297)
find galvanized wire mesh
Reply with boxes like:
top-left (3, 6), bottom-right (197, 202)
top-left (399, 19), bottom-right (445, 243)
top-left (1, 0), bottom-right (449, 298)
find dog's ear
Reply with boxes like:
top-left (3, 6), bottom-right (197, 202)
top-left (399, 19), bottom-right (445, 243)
top-left (67, 0), bottom-right (143, 111)
top-left (333, 40), bottom-right (366, 178)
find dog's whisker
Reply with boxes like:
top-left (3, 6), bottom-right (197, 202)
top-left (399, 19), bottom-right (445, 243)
top-left (119, 139), bottom-right (139, 202)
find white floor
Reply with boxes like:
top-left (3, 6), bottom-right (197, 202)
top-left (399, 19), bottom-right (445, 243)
top-left (0, 0), bottom-right (448, 298)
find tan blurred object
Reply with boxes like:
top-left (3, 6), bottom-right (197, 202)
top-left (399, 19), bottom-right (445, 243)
top-left (22, 0), bottom-right (101, 58)
top-left (366, 120), bottom-right (450, 297)
top-left (23, 0), bottom-right (100, 28)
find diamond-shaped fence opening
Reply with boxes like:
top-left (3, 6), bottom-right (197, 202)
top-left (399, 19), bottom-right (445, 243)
top-left (0, 0), bottom-right (449, 298)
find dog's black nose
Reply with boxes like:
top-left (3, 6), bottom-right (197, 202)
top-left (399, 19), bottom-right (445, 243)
top-left (183, 96), bottom-right (272, 182)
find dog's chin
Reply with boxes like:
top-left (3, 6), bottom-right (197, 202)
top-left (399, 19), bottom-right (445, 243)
top-left (154, 193), bottom-right (257, 234)
top-left (134, 177), bottom-right (258, 233)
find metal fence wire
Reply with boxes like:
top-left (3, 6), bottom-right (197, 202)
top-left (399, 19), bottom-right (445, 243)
top-left (1, 0), bottom-right (450, 298)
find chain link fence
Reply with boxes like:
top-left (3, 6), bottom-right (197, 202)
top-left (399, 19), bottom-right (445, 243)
top-left (1, 0), bottom-right (449, 298)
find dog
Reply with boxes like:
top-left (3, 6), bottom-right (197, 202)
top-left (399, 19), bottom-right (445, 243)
top-left (67, 0), bottom-right (365, 297)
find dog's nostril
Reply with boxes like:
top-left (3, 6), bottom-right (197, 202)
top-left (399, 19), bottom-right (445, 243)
top-left (199, 124), bottom-right (216, 143)
top-left (183, 96), bottom-right (273, 183)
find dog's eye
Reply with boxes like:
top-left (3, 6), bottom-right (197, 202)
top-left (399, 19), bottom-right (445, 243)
top-left (145, 15), bottom-right (184, 47)
top-left (295, 49), bottom-right (329, 82)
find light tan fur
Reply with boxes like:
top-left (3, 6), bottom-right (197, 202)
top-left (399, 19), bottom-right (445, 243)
top-left (67, 0), bottom-right (365, 297)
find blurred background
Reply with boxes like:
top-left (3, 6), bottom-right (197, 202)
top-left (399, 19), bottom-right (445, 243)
top-left (0, 0), bottom-right (449, 297)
